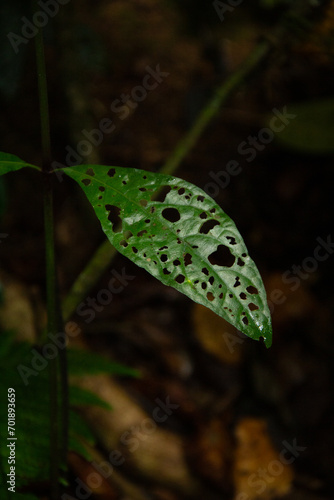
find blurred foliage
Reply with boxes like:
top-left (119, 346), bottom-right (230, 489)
top-left (274, 98), bottom-right (334, 154)
top-left (0, 330), bottom-right (136, 496)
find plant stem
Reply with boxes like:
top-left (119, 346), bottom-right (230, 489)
top-left (34, 12), bottom-right (51, 171)
top-left (161, 40), bottom-right (270, 176)
top-left (43, 175), bottom-right (60, 500)
top-left (63, 239), bottom-right (118, 321)
top-left (33, 1), bottom-right (68, 496)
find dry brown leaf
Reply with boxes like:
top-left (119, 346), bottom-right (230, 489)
top-left (76, 375), bottom-right (199, 496)
top-left (193, 303), bottom-right (244, 364)
top-left (233, 418), bottom-right (294, 500)
top-left (0, 271), bottom-right (44, 342)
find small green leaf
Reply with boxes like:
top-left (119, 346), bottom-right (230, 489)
top-left (63, 166), bottom-right (272, 347)
top-left (67, 347), bottom-right (139, 377)
top-left (0, 152), bottom-right (40, 176)
top-left (69, 385), bottom-right (112, 410)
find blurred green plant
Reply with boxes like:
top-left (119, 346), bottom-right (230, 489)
top-left (0, 330), bottom-right (136, 499)
top-left (273, 98), bottom-right (334, 154)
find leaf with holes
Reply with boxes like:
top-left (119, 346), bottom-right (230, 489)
top-left (62, 165), bottom-right (272, 347)
top-left (0, 151), bottom-right (40, 175)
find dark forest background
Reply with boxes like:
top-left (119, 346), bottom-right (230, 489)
top-left (1, 1), bottom-right (334, 499)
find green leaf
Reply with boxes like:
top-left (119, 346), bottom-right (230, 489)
top-left (62, 165), bottom-right (272, 347)
top-left (69, 385), bottom-right (112, 410)
top-left (274, 98), bottom-right (334, 154)
top-left (67, 347), bottom-right (139, 377)
top-left (0, 152), bottom-right (40, 176)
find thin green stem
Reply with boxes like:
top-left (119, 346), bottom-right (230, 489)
top-left (63, 239), bottom-right (118, 321)
top-left (43, 177), bottom-right (59, 500)
top-left (33, 0), bottom-right (68, 496)
top-left (34, 11), bottom-right (51, 171)
top-left (161, 40), bottom-right (270, 176)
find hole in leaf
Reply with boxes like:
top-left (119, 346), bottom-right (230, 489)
top-left (162, 207), bottom-right (181, 223)
top-left (173, 259), bottom-right (181, 266)
top-left (201, 282), bottom-right (207, 290)
top-left (219, 293), bottom-right (224, 299)
top-left (105, 204), bottom-right (122, 232)
top-left (197, 195), bottom-right (205, 202)
top-left (140, 199), bottom-right (148, 207)
top-left (199, 219), bottom-right (220, 234)
top-left (150, 206), bottom-right (156, 214)
top-left (137, 230), bottom-right (147, 237)
top-left (98, 195), bottom-right (102, 200)
top-left (194, 280), bottom-right (199, 284)
top-left (226, 236), bottom-right (237, 245)
top-left (202, 268), bottom-right (209, 275)
top-left (99, 186), bottom-right (105, 192)
top-left (210, 208), bottom-right (216, 214)
top-left (82, 178), bottom-right (91, 186)
top-left (160, 254), bottom-right (168, 262)
top-left (207, 292), bottom-right (214, 301)
top-left (145, 219), bottom-right (150, 223)
top-left (242, 316), bottom-right (249, 325)
top-left (175, 274), bottom-right (185, 284)
top-left (239, 293), bottom-right (247, 300)
top-left (234, 277), bottom-right (241, 288)
top-left (237, 258), bottom-right (245, 267)
top-left (184, 253), bottom-right (192, 266)
top-left (86, 168), bottom-right (95, 176)
top-left (200, 212), bottom-right (207, 219)
top-left (107, 168), bottom-right (115, 177)
top-left (132, 247), bottom-right (138, 253)
top-left (208, 245), bottom-right (235, 267)
top-left (122, 180), bottom-right (127, 185)
top-left (139, 187), bottom-right (146, 192)
top-left (159, 246), bottom-right (168, 251)
top-left (158, 186), bottom-right (172, 202)
top-left (209, 276), bottom-right (214, 285)
top-left (248, 303), bottom-right (259, 311)
top-left (120, 240), bottom-right (128, 247)
top-left (229, 294), bottom-right (233, 298)
top-left (163, 268), bottom-right (171, 275)
top-left (192, 245), bottom-right (199, 249)
top-left (178, 187), bottom-right (185, 195)
top-left (246, 286), bottom-right (259, 295)
top-left (242, 253), bottom-right (247, 257)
